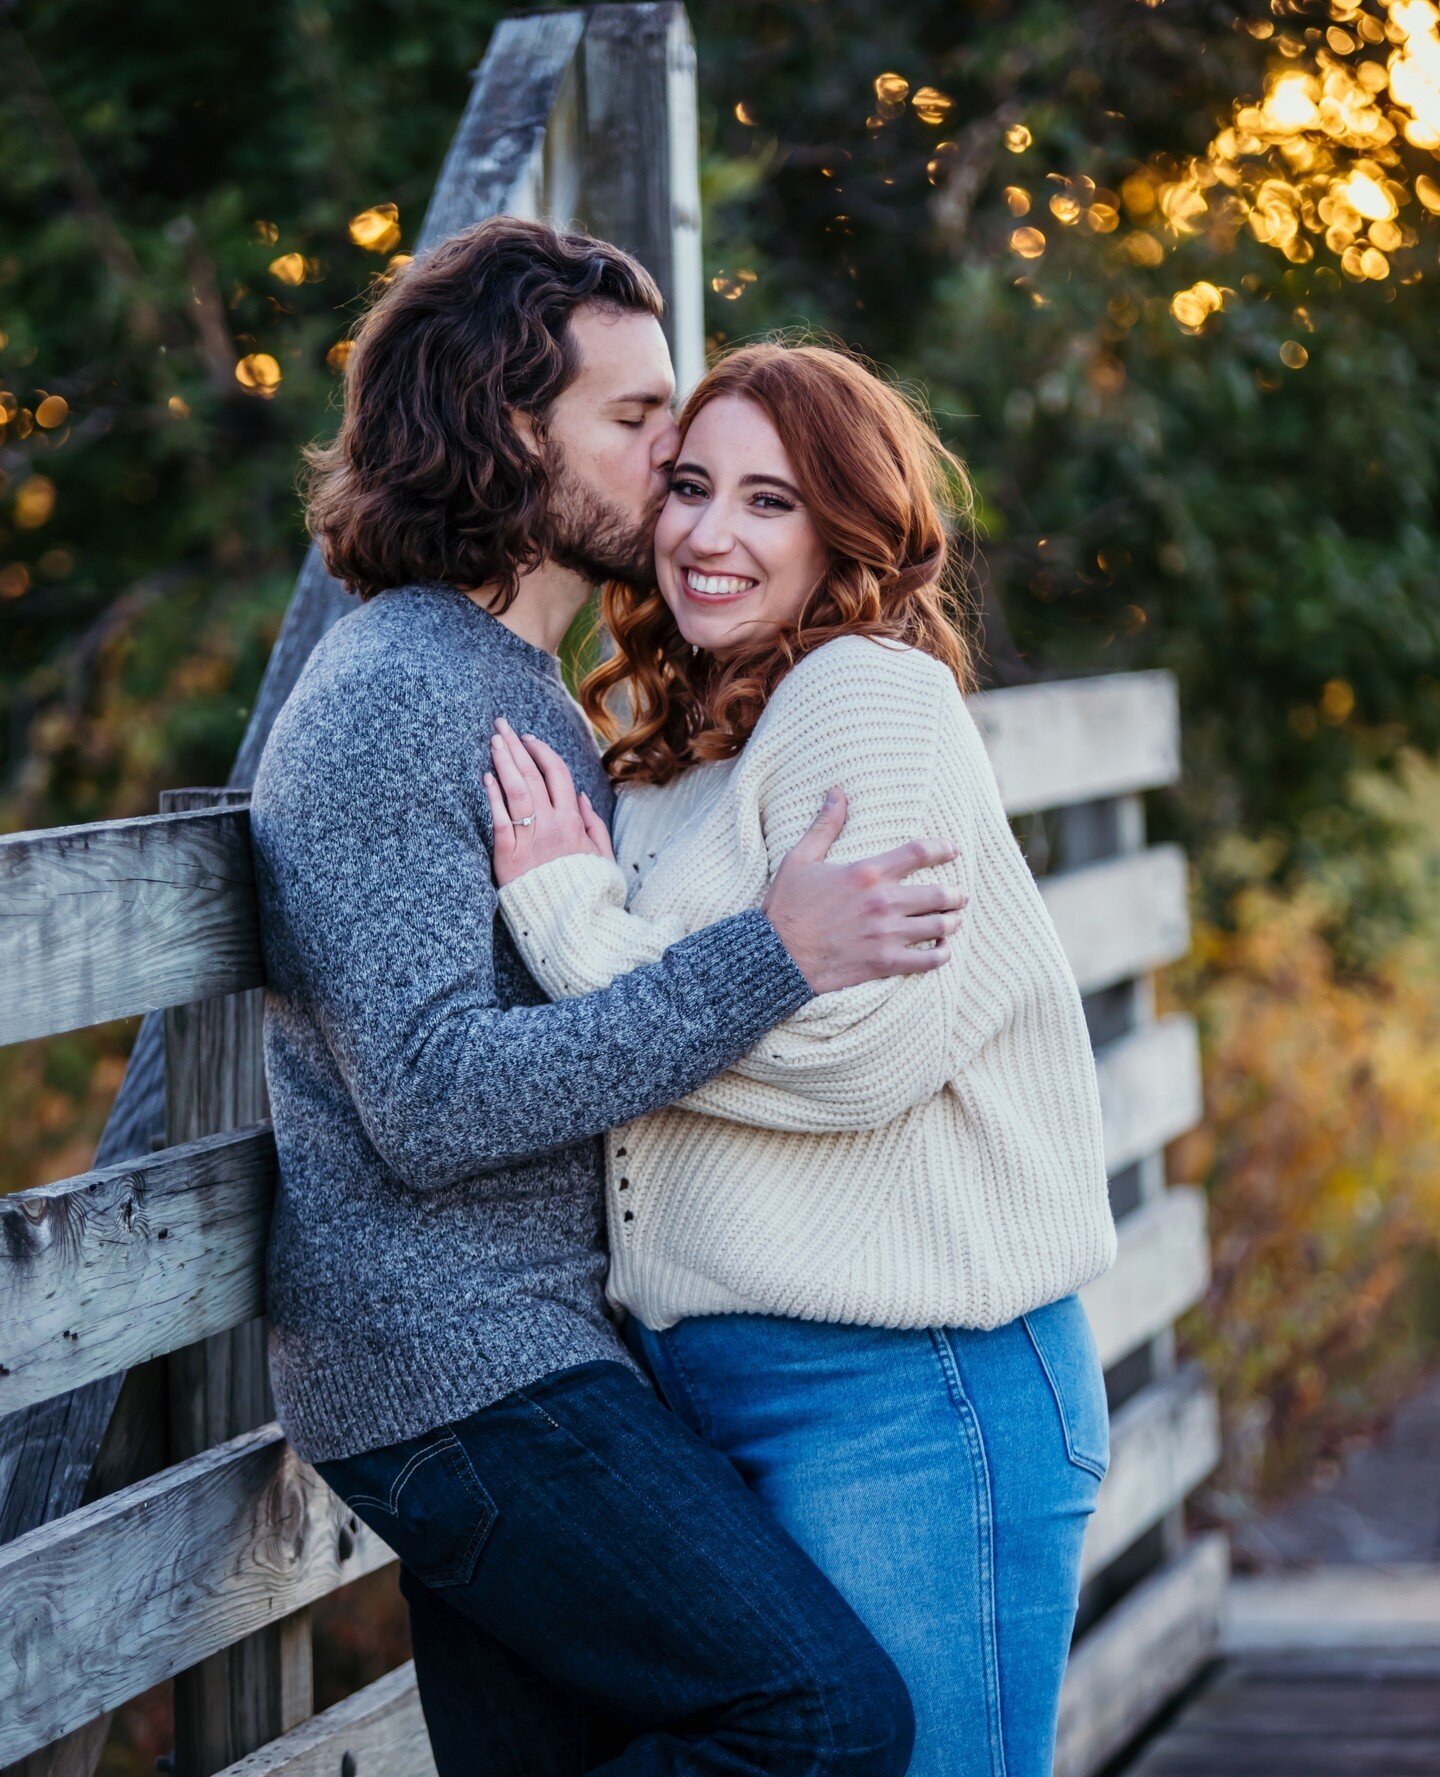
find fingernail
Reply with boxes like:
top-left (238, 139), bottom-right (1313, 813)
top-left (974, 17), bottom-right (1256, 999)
top-left (496, 716), bottom-right (513, 732)
top-left (824, 789), bottom-right (838, 807)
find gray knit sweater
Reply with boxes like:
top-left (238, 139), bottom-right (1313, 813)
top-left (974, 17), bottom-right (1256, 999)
top-left (251, 583), bottom-right (812, 1463)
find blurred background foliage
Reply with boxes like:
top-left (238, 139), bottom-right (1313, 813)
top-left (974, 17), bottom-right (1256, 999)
top-left (4, 0), bottom-right (1440, 1592)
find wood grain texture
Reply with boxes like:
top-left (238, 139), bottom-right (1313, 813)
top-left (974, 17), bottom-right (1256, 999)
top-left (970, 670), bottom-right (1181, 816)
top-left (583, 4), bottom-right (704, 393)
top-left (212, 1664), bottom-right (435, 1777)
top-left (0, 1423), bottom-right (393, 1765)
top-left (1081, 1187), bottom-right (1211, 1371)
top-left (0, 1126), bottom-right (274, 1418)
top-left (0, 808), bottom-right (261, 1047)
top-left (162, 788), bottom-right (304, 1777)
top-left (1056, 1532), bottom-right (1229, 1777)
top-left (1040, 843), bottom-right (1190, 997)
top-left (1095, 1013), bottom-right (1203, 1176)
top-left (1081, 1365), bottom-right (1220, 1583)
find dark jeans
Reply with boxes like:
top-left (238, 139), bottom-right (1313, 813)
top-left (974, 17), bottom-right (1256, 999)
top-left (310, 1360), bottom-right (914, 1776)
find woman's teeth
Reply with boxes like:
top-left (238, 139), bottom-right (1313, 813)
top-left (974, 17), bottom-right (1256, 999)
top-left (685, 570), bottom-right (757, 597)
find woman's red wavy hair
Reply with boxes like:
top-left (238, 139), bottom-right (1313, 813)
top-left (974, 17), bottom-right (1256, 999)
top-left (581, 340), bottom-right (979, 787)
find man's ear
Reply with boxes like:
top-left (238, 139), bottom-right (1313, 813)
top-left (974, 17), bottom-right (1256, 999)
top-left (506, 406), bottom-right (541, 460)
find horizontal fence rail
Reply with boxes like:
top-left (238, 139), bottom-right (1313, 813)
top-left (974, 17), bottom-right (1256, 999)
top-left (0, 1422), bottom-right (393, 1765)
top-left (970, 670), bottom-right (1181, 816)
top-left (0, 807), bottom-right (261, 1048)
top-left (0, 1126), bottom-right (275, 1416)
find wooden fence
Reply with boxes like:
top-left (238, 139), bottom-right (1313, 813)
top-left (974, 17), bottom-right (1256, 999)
top-left (0, 7), bottom-right (1224, 1774)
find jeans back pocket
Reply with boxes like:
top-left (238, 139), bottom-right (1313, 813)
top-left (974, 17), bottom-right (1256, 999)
top-left (314, 1425), bottom-right (499, 1589)
top-left (1021, 1294), bottom-right (1111, 1482)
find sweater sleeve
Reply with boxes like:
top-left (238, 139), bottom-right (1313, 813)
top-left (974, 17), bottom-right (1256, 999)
top-left (253, 661), bottom-right (813, 1193)
top-left (496, 639), bottom-right (974, 1132)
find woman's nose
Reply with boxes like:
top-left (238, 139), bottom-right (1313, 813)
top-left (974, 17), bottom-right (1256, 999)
top-left (687, 502), bottom-right (736, 555)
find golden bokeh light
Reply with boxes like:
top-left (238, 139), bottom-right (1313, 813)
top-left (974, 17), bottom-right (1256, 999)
top-left (14, 475), bottom-right (56, 529)
top-left (326, 339), bottom-right (354, 372)
top-left (235, 353), bottom-right (282, 397)
top-left (34, 395), bottom-right (68, 429)
top-left (911, 86), bottom-right (954, 126)
top-left (168, 395), bottom-right (191, 418)
top-left (1170, 280), bottom-right (1226, 327)
top-left (1279, 339), bottom-right (1310, 367)
top-left (1114, 0), bottom-right (1440, 284)
top-left (269, 252), bottom-right (308, 286)
top-left (1005, 123), bottom-right (1033, 153)
top-left (1005, 185), bottom-right (1031, 215)
top-left (734, 100), bottom-right (755, 125)
top-left (1321, 677), bottom-right (1356, 722)
top-left (1010, 226), bottom-right (1046, 258)
top-left (349, 203), bottom-right (402, 254)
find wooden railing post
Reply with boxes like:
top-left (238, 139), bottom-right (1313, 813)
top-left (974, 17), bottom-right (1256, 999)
top-left (160, 789), bottom-right (311, 1777)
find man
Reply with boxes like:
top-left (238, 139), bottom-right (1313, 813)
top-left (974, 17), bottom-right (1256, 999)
top-left (252, 215), bottom-right (962, 1774)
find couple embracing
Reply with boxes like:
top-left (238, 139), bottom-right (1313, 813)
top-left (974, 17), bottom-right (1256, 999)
top-left (251, 215), bottom-right (1117, 1777)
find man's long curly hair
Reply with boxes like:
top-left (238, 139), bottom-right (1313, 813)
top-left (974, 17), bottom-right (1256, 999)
top-left (304, 216), bottom-right (663, 606)
top-left (581, 340), bottom-right (980, 787)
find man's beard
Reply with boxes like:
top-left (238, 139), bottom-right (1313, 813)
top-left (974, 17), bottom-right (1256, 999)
top-left (545, 447), bottom-right (661, 588)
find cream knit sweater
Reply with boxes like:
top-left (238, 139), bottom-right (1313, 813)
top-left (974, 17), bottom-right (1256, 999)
top-left (498, 633), bottom-right (1116, 1332)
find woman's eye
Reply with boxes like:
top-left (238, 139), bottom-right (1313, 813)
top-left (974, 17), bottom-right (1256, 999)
top-left (670, 477), bottom-right (707, 497)
top-left (753, 493), bottom-right (795, 512)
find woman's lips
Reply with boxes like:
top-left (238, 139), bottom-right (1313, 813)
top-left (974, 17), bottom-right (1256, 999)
top-left (680, 566), bottom-right (760, 603)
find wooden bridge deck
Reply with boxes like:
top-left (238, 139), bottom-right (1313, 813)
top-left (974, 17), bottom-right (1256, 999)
top-left (1121, 1646), bottom-right (1440, 1776)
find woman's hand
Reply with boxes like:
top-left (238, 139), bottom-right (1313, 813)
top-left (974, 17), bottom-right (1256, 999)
top-left (484, 717), bottom-right (615, 887)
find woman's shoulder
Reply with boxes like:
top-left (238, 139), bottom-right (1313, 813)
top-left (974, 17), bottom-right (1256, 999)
top-left (760, 633), bottom-right (960, 736)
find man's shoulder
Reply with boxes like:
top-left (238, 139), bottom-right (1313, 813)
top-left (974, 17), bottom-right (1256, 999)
top-left (254, 589), bottom-right (489, 805)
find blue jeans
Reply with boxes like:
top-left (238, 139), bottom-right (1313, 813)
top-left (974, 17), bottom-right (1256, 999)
top-left (624, 1296), bottom-right (1109, 1777)
top-left (310, 1359), bottom-right (914, 1776)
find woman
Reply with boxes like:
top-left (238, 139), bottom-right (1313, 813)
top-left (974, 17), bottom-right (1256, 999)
top-left (482, 341), bottom-right (1117, 1777)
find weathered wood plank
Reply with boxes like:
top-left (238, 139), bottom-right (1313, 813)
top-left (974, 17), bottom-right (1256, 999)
top-left (0, 1127), bottom-right (274, 1418)
top-left (1080, 1365), bottom-right (1220, 1583)
top-left (1055, 1531), bottom-right (1228, 1777)
top-left (416, 11), bottom-right (586, 244)
top-left (161, 789), bottom-right (304, 1777)
top-left (1040, 844), bottom-right (1190, 997)
top-left (1095, 1012), bottom-right (1203, 1177)
top-left (1081, 1187), bottom-right (1211, 1371)
top-left (970, 671), bottom-right (1180, 816)
top-left (583, 4), bottom-right (704, 394)
top-left (213, 1664), bottom-right (435, 1777)
top-left (0, 1423), bottom-right (394, 1765)
top-left (0, 808), bottom-right (262, 1048)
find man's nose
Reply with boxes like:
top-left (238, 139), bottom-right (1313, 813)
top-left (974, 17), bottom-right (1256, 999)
top-left (652, 417), bottom-right (681, 474)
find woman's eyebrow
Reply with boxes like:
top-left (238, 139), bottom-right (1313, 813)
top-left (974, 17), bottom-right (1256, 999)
top-left (673, 462), bottom-right (803, 501)
top-left (740, 472), bottom-right (803, 500)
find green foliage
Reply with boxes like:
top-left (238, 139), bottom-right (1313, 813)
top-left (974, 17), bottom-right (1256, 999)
top-left (688, 0), bottom-right (1440, 946)
top-left (0, 0), bottom-right (505, 827)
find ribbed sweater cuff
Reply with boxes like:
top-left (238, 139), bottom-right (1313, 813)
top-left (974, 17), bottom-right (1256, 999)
top-left (497, 851), bottom-right (624, 934)
top-left (666, 906), bottom-right (815, 1033)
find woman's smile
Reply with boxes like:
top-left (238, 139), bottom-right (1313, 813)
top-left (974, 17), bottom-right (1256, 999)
top-left (680, 566), bottom-right (761, 603)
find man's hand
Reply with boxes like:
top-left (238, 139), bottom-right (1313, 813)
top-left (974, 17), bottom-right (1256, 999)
top-left (763, 790), bottom-right (967, 994)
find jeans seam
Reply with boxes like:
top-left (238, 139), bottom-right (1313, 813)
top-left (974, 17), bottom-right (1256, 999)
top-left (509, 1378), bottom-right (850, 1766)
top-left (654, 1331), bottom-right (719, 1447)
top-left (930, 1330), bottom-right (1010, 1777)
top-left (1021, 1313), bottom-right (1109, 1482)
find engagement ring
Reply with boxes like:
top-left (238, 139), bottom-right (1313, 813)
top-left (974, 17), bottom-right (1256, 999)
top-left (513, 813), bottom-right (537, 828)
